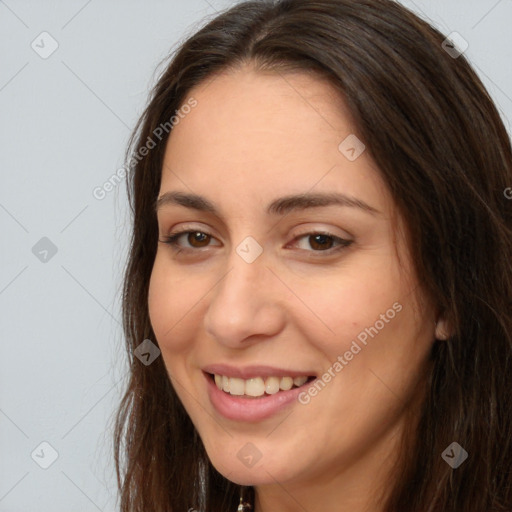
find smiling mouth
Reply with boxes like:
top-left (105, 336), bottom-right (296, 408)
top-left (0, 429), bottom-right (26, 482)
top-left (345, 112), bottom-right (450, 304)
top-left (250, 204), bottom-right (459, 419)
top-left (207, 372), bottom-right (316, 398)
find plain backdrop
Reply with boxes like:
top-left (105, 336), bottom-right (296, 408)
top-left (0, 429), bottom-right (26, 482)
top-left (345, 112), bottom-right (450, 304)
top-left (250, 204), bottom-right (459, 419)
top-left (1, 0), bottom-right (511, 510)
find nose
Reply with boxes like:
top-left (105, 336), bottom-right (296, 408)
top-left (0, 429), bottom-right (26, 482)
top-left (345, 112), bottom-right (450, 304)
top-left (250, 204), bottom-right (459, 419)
top-left (203, 251), bottom-right (286, 349)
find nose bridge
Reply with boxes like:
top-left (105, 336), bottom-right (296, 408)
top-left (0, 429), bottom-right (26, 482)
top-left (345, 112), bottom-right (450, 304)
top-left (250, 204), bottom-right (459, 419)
top-left (216, 232), bottom-right (269, 304)
top-left (203, 242), bottom-right (284, 346)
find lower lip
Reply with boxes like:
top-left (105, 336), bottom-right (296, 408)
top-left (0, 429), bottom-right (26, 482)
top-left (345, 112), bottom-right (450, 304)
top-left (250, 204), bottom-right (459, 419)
top-left (204, 372), bottom-right (312, 422)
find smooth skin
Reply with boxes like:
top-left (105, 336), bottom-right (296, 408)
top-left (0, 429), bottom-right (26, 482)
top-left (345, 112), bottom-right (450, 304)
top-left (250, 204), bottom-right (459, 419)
top-left (148, 63), bottom-right (450, 512)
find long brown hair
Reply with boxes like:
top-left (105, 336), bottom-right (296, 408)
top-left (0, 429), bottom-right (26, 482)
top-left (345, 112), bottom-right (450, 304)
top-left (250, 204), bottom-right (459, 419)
top-left (113, 1), bottom-right (512, 510)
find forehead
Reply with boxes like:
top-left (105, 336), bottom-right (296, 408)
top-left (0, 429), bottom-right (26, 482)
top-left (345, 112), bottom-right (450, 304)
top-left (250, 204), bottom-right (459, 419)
top-left (160, 64), bottom-right (390, 215)
top-left (167, 64), bottom-right (354, 157)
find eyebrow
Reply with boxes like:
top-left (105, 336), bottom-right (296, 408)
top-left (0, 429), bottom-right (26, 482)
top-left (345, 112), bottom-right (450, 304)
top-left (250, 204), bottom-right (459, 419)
top-left (155, 191), bottom-right (382, 216)
top-left (154, 191), bottom-right (381, 216)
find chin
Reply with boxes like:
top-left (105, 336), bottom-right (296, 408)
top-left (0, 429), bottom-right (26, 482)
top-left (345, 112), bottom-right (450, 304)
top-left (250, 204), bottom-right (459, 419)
top-left (203, 440), bottom-right (300, 486)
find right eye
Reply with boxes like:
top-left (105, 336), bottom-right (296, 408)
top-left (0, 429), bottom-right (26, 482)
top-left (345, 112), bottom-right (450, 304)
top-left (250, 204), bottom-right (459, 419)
top-left (159, 230), bottom-right (221, 251)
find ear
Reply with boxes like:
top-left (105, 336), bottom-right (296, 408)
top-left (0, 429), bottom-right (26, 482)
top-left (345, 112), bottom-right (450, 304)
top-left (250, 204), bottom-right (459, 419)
top-left (434, 314), bottom-right (452, 340)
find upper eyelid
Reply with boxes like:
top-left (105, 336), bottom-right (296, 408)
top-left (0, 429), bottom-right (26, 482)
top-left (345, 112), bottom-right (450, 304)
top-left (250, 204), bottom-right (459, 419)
top-left (163, 223), bottom-right (220, 240)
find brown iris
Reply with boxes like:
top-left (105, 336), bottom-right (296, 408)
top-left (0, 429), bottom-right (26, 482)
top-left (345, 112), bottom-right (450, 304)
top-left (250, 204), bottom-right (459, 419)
top-left (308, 234), bottom-right (334, 251)
top-left (187, 232), bottom-right (211, 248)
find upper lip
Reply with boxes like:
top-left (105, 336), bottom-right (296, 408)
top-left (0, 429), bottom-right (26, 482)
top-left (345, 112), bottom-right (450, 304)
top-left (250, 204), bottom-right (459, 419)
top-left (202, 364), bottom-right (316, 380)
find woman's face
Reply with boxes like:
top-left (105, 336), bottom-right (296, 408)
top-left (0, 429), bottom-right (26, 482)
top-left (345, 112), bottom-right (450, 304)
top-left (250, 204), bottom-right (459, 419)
top-left (148, 65), bottom-right (438, 499)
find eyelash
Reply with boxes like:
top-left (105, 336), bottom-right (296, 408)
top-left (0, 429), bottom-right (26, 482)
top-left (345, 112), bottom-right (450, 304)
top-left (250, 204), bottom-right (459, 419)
top-left (158, 229), bottom-right (353, 256)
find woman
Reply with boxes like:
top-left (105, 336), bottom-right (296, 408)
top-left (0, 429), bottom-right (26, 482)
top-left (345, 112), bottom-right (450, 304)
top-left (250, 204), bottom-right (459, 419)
top-left (113, 1), bottom-right (512, 511)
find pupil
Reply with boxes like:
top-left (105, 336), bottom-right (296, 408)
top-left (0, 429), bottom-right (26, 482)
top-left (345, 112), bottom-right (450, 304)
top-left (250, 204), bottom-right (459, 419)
top-left (190, 232), bottom-right (208, 246)
top-left (311, 234), bottom-right (332, 250)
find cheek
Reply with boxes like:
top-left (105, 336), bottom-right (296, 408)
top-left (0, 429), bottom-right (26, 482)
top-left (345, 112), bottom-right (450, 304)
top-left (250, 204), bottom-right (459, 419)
top-left (314, 278), bottom-right (430, 414)
top-left (147, 261), bottom-right (168, 340)
top-left (147, 257), bottom-right (198, 354)
top-left (292, 259), bottom-right (420, 389)
top-left (295, 270), bottom-right (397, 349)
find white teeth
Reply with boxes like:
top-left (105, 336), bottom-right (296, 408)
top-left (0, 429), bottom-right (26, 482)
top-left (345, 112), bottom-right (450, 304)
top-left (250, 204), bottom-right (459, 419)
top-left (229, 377), bottom-right (245, 396)
top-left (213, 374), bottom-right (310, 396)
top-left (280, 376), bottom-right (293, 391)
top-left (293, 376), bottom-right (308, 387)
top-left (245, 377), bottom-right (265, 396)
top-left (221, 375), bottom-right (230, 393)
top-left (265, 376), bottom-right (280, 395)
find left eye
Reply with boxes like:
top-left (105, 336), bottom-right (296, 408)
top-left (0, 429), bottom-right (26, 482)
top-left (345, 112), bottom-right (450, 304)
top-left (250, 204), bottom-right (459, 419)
top-left (293, 232), bottom-right (352, 252)
top-left (159, 230), bottom-right (353, 253)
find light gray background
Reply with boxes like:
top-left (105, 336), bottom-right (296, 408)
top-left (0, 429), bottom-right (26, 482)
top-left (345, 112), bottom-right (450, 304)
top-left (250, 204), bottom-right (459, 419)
top-left (1, 1), bottom-right (511, 511)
